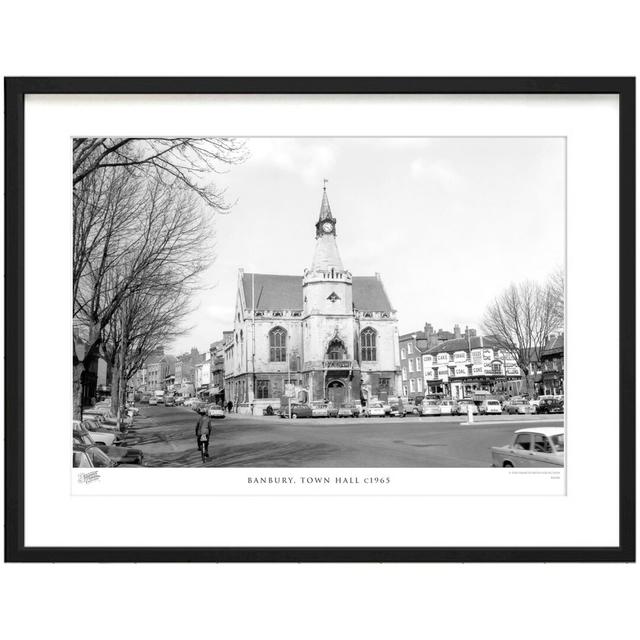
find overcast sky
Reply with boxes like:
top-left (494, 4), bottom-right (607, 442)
top-left (170, 137), bottom-right (565, 355)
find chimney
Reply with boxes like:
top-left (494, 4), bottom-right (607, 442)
top-left (454, 324), bottom-right (461, 339)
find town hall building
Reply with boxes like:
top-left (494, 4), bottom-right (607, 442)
top-left (224, 186), bottom-right (401, 414)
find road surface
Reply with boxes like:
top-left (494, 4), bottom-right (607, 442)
top-left (124, 404), bottom-right (564, 468)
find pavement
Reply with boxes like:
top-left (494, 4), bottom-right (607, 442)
top-left (124, 405), bottom-right (564, 468)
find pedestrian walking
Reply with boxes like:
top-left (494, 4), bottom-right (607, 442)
top-left (227, 400), bottom-right (233, 413)
top-left (195, 413), bottom-right (212, 458)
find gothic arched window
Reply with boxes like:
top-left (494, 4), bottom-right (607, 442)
top-left (327, 338), bottom-right (347, 361)
top-left (361, 327), bottom-right (377, 361)
top-left (269, 327), bottom-right (287, 362)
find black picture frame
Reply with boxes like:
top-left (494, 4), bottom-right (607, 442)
top-left (4, 77), bottom-right (635, 563)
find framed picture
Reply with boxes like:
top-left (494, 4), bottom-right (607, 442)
top-left (4, 77), bottom-right (635, 562)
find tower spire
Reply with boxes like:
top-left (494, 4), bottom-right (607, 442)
top-left (310, 182), bottom-right (343, 271)
top-left (319, 180), bottom-right (332, 221)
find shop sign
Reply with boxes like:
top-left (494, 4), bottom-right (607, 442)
top-left (483, 349), bottom-right (494, 361)
top-left (436, 353), bottom-right (450, 363)
top-left (471, 349), bottom-right (483, 365)
top-left (472, 365), bottom-right (484, 375)
top-left (454, 366), bottom-right (467, 376)
top-left (453, 350), bottom-right (467, 362)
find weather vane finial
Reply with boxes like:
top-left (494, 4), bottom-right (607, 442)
top-left (323, 178), bottom-right (328, 190)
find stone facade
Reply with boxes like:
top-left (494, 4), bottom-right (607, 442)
top-left (224, 187), bottom-right (401, 414)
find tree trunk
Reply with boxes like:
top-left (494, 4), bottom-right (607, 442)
top-left (73, 357), bottom-right (85, 420)
top-left (110, 366), bottom-right (121, 416)
top-left (524, 372), bottom-right (536, 398)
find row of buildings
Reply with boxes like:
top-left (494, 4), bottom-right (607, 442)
top-left (131, 186), bottom-right (564, 413)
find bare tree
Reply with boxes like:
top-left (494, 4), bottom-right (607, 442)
top-left (548, 265), bottom-right (565, 327)
top-left (73, 137), bottom-right (246, 208)
top-left (103, 281), bottom-right (196, 426)
top-left (482, 277), bottom-right (564, 396)
top-left (73, 167), bottom-right (215, 419)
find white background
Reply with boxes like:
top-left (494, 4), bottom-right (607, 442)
top-left (1, 2), bottom-right (638, 640)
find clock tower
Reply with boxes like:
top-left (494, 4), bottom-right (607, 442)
top-left (315, 185), bottom-right (337, 239)
top-left (302, 183), bottom-right (355, 397)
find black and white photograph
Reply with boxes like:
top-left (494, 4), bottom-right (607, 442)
top-left (72, 136), bottom-right (565, 471)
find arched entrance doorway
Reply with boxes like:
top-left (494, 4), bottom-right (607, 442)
top-left (327, 379), bottom-right (345, 407)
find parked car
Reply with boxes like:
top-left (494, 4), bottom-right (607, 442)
top-left (420, 400), bottom-right (442, 416)
top-left (455, 400), bottom-right (478, 416)
top-left (174, 395), bottom-right (185, 406)
top-left (207, 404), bottom-right (225, 419)
top-left (148, 396), bottom-right (158, 406)
top-left (310, 401), bottom-right (329, 418)
top-left (363, 402), bottom-right (386, 418)
top-left (83, 413), bottom-right (126, 432)
top-left (73, 422), bottom-right (144, 465)
top-left (491, 427), bottom-right (565, 467)
top-left (389, 400), bottom-right (406, 417)
top-left (505, 399), bottom-right (536, 415)
top-left (326, 402), bottom-right (339, 418)
top-left (479, 399), bottom-right (502, 415)
top-left (438, 399), bottom-right (455, 415)
top-left (337, 403), bottom-right (360, 418)
top-left (183, 397), bottom-right (197, 407)
top-left (73, 443), bottom-right (117, 468)
top-left (280, 403), bottom-right (313, 419)
top-left (164, 395), bottom-right (175, 407)
top-left (402, 399), bottom-right (420, 415)
top-left (537, 398), bottom-right (564, 414)
top-left (74, 419), bottom-right (122, 446)
top-left (381, 402), bottom-right (392, 416)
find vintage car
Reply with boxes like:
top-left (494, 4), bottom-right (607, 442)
top-left (164, 395), bottom-right (175, 407)
top-left (310, 401), bottom-right (329, 418)
top-left (337, 403), bottom-right (361, 418)
top-left (389, 400), bottom-right (406, 417)
top-left (505, 399), bottom-right (536, 415)
top-left (438, 399), bottom-right (455, 415)
top-left (479, 399), bottom-right (502, 415)
top-left (491, 426), bottom-right (565, 467)
top-left (421, 400), bottom-right (442, 416)
top-left (402, 399), bottom-right (420, 415)
top-left (537, 398), bottom-right (564, 414)
top-left (280, 403), bottom-right (313, 419)
top-left (455, 400), bottom-right (478, 416)
top-left (363, 402), bottom-right (386, 418)
top-left (148, 396), bottom-right (158, 406)
top-left (73, 443), bottom-right (117, 468)
top-left (74, 419), bottom-right (122, 446)
top-left (73, 421), bottom-right (144, 465)
top-left (207, 404), bottom-right (225, 419)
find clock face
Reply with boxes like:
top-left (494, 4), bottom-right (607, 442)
top-left (322, 221), bottom-right (333, 233)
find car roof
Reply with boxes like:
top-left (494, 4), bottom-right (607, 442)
top-left (514, 426), bottom-right (565, 437)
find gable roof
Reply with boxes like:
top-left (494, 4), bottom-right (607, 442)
top-left (425, 335), bottom-right (502, 355)
top-left (242, 274), bottom-right (303, 310)
top-left (352, 276), bottom-right (393, 312)
top-left (241, 272), bottom-right (393, 313)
